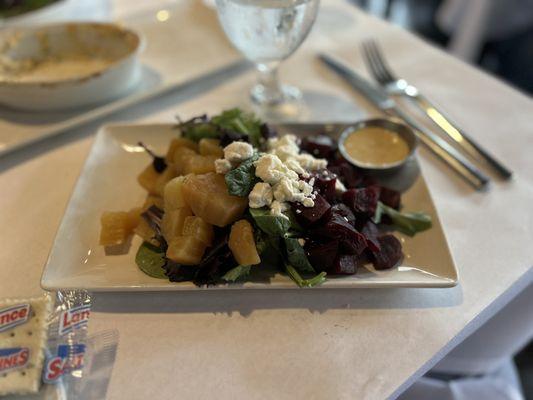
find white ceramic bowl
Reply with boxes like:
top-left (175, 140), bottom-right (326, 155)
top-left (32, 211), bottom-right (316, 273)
top-left (0, 22), bottom-right (143, 111)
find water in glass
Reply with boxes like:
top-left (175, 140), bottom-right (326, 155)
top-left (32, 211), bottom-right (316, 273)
top-left (216, 0), bottom-right (320, 117)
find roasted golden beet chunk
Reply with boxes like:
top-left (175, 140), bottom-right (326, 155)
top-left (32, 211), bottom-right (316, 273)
top-left (182, 155), bottom-right (217, 175)
top-left (137, 164), bottom-right (160, 195)
top-left (166, 235), bottom-right (206, 265)
top-left (182, 216), bottom-right (214, 246)
top-left (199, 138), bottom-right (223, 157)
top-left (166, 137), bottom-right (198, 162)
top-left (161, 207), bottom-right (193, 243)
top-left (181, 173), bottom-right (247, 227)
top-left (100, 211), bottom-right (132, 246)
top-left (229, 220), bottom-right (260, 265)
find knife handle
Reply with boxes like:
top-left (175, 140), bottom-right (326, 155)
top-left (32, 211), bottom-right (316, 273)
top-left (412, 93), bottom-right (513, 180)
top-left (388, 107), bottom-right (490, 191)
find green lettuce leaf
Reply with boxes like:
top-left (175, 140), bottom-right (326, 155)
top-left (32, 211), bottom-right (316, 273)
top-left (285, 264), bottom-right (327, 288)
top-left (284, 209), bottom-right (304, 234)
top-left (135, 242), bottom-right (167, 279)
top-left (221, 265), bottom-right (252, 282)
top-left (284, 238), bottom-right (314, 273)
top-left (211, 108), bottom-right (262, 147)
top-left (225, 153), bottom-right (260, 197)
top-left (181, 123), bottom-right (219, 142)
top-left (249, 208), bottom-right (291, 237)
top-left (374, 201), bottom-right (432, 236)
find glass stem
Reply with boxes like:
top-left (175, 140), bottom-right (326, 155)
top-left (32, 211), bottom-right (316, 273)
top-left (255, 62), bottom-right (283, 104)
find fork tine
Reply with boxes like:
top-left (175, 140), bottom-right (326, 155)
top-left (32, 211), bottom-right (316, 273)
top-left (361, 42), bottom-right (376, 79)
top-left (366, 40), bottom-right (391, 84)
top-left (368, 40), bottom-right (397, 82)
top-left (364, 40), bottom-right (388, 84)
top-left (361, 41), bottom-right (386, 84)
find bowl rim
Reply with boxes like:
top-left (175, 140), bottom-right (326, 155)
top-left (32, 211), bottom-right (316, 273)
top-left (338, 118), bottom-right (419, 170)
top-left (0, 22), bottom-right (144, 87)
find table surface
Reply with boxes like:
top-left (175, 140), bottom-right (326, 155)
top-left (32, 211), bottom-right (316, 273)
top-left (1, 1), bottom-right (532, 399)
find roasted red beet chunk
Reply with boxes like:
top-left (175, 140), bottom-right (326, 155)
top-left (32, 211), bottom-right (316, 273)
top-left (371, 235), bottom-right (403, 270)
top-left (361, 221), bottom-right (380, 253)
top-left (328, 161), bottom-right (362, 188)
top-left (342, 186), bottom-right (381, 216)
top-left (293, 194), bottom-right (331, 226)
top-left (379, 187), bottom-right (401, 210)
top-left (306, 240), bottom-right (339, 272)
top-left (340, 230), bottom-right (367, 255)
top-left (301, 135), bottom-right (337, 159)
top-left (332, 255), bottom-right (358, 275)
top-left (312, 171), bottom-right (337, 202)
top-left (330, 203), bottom-right (356, 226)
top-left (312, 213), bottom-right (368, 255)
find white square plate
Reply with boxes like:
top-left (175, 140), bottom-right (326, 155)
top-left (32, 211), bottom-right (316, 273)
top-left (41, 123), bottom-right (458, 291)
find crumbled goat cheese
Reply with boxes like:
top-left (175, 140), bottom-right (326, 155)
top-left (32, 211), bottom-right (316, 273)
top-left (299, 180), bottom-right (314, 196)
top-left (267, 134), bottom-right (300, 161)
top-left (270, 200), bottom-right (290, 218)
top-left (215, 158), bottom-right (232, 174)
top-left (271, 176), bottom-right (315, 207)
top-left (215, 141), bottom-right (255, 175)
top-left (223, 141), bottom-right (254, 163)
top-left (254, 154), bottom-right (298, 184)
top-left (272, 177), bottom-right (294, 203)
top-left (249, 182), bottom-right (273, 209)
top-left (335, 179), bottom-right (347, 193)
top-left (294, 153), bottom-right (327, 171)
top-left (285, 158), bottom-right (307, 176)
top-left (250, 135), bottom-right (328, 216)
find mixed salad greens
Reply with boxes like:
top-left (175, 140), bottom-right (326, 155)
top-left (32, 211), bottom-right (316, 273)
top-left (99, 108), bottom-right (432, 287)
top-left (0, 0), bottom-right (59, 18)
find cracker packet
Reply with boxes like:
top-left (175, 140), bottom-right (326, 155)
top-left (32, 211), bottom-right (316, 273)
top-left (1, 291), bottom-right (118, 399)
top-left (0, 295), bottom-right (52, 396)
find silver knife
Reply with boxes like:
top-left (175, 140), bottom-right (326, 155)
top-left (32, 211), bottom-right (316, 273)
top-left (319, 54), bottom-right (490, 191)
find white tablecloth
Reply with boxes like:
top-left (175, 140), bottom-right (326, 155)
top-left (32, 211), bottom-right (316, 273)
top-left (0, 1), bottom-right (532, 399)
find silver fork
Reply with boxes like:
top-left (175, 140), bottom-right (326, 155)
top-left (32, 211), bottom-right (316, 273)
top-left (362, 40), bottom-right (513, 180)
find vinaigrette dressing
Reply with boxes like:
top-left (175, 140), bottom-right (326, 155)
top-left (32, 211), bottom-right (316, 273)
top-left (344, 127), bottom-right (410, 166)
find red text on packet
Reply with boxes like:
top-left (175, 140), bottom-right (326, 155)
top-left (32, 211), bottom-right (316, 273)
top-left (0, 348), bottom-right (29, 372)
top-left (43, 344), bottom-right (86, 383)
top-left (59, 305), bottom-right (90, 335)
top-left (0, 304), bottom-right (30, 332)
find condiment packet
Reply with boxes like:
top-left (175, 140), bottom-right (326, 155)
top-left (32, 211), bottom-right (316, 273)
top-left (44, 291), bottom-right (119, 400)
top-left (66, 329), bottom-right (119, 399)
top-left (0, 295), bottom-right (52, 396)
top-left (43, 290), bottom-right (91, 388)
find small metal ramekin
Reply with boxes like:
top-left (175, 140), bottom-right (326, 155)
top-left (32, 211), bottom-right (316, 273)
top-left (338, 118), bottom-right (418, 170)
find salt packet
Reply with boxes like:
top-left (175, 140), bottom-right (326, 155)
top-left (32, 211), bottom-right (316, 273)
top-left (44, 290), bottom-right (119, 400)
top-left (43, 290), bottom-right (92, 388)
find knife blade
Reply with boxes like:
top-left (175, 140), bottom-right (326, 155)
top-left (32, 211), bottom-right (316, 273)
top-left (319, 54), bottom-right (490, 191)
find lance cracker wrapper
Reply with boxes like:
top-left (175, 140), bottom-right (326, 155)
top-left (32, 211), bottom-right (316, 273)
top-left (0, 296), bottom-right (52, 396)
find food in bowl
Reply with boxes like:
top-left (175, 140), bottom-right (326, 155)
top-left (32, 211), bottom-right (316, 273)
top-left (99, 109), bottom-right (432, 287)
top-left (339, 119), bottom-right (417, 170)
top-left (0, 22), bottom-right (142, 110)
